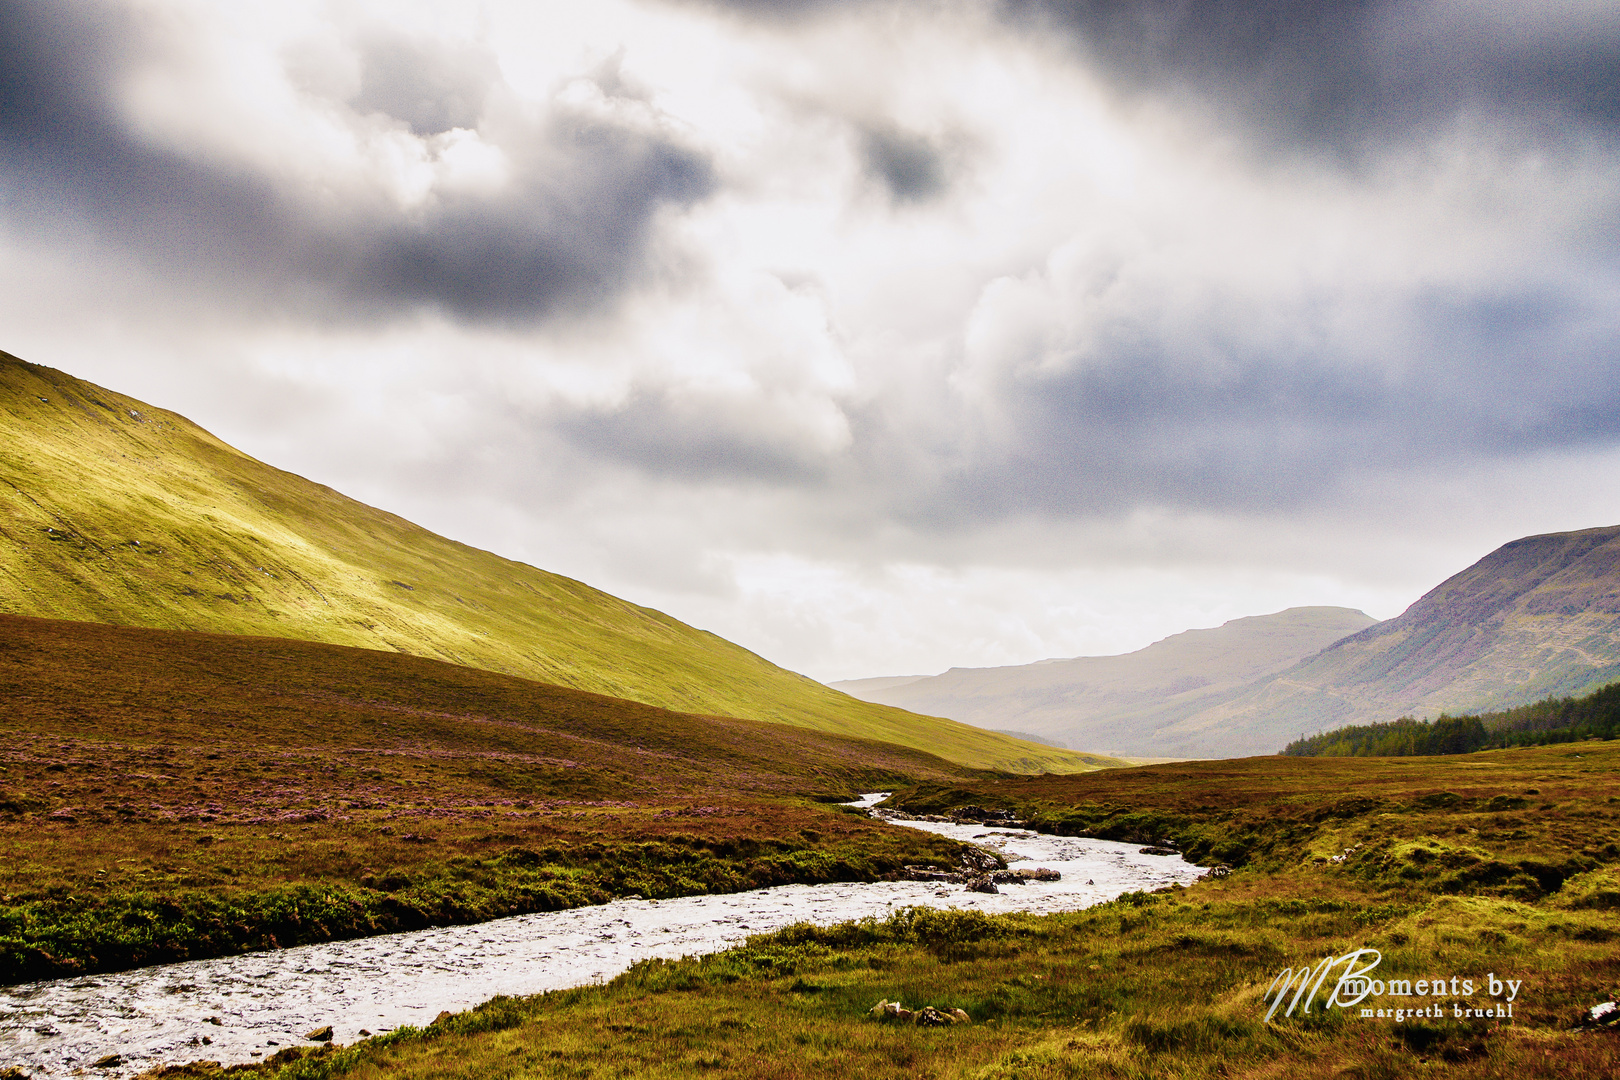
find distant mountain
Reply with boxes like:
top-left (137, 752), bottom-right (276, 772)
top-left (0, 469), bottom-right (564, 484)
top-left (0, 351), bottom-right (1109, 774)
top-left (839, 527), bottom-right (1620, 759)
top-left (836, 675), bottom-right (931, 696)
top-left (1171, 525), bottom-right (1620, 755)
top-left (830, 607), bottom-right (1377, 758)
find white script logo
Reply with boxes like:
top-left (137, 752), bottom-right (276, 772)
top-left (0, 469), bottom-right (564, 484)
top-left (1264, 949), bottom-right (1522, 1023)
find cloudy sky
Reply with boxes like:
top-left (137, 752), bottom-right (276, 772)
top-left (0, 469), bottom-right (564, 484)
top-left (4, 0), bottom-right (1619, 682)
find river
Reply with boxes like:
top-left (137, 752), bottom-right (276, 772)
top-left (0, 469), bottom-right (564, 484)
top-left (0, 795), bottom-right (1202, 1076)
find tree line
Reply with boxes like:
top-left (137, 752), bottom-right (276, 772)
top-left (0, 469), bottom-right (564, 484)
top-left (1281, 680), bottom-right (1620, 757)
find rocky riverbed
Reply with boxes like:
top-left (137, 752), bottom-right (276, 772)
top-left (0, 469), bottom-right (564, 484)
top-left (0, 795), bottom-right (1204, 1076)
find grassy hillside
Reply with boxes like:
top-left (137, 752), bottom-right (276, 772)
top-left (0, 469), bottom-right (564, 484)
top-left (179, 741), bottom-right (1620, 1079)
top-left (0, 351), bottom-right (1108, 774)
top-left (0, 611), bottom-right (991, 981)
top-left (833, 607), bottom-right (1377, 758)
top-left (1172, 526), bottom-right (1620, 754)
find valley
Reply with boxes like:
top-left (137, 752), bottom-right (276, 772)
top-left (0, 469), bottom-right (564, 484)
top-left (1, 353), bottom-right (1618, 1079)
top-left (834, 607), bottom-right (1378, 758)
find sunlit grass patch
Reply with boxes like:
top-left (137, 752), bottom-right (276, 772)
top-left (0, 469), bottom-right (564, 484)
top-left (1552, 864), bottom-right (1620, 913)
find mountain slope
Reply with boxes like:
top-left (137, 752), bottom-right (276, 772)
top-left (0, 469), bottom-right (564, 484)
top-left (831, 607), bottom-right (1377, 757)
top-left (0, 351), bottom-right (1109, 773)
top-left (1171, 525), bottom-right (1620, 754)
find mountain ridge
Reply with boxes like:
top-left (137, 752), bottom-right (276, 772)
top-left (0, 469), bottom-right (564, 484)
top-left (1171, 524), bottom-right (1620, 754)
top-left (831, 606), bottom-right (1378, 757)
top-left (0, 350), bottom-right (1107, 774)
top-left (841, 527), bottom-right (1620, 759)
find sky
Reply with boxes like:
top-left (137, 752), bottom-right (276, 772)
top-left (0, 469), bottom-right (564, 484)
top-left (3, 0), bottom-right (1620, 682)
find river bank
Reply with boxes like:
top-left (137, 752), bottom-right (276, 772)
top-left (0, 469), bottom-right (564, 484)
top-left (0, 800), bottom-right (1202, 1076)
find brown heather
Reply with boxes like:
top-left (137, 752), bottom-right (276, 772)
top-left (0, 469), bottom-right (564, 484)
top-left (0, 612), bottom-right (982, 981)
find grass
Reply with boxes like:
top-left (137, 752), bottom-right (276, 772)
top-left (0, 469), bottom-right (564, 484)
top-left (146, 741), bottom-right (1620, 1079)
top-left (0, 350), bottom-right (1110, 775)
top-left (885, 746), bottom-right (1620, 889)
top-left (0, 612), bottom-right (1003, 982)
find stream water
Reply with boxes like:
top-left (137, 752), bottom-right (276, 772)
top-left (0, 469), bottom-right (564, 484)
top-left (0, 795), bottom-right (1203, 1076)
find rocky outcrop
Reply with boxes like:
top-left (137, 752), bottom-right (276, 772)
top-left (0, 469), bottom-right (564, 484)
top-left (868, 1000), bottom-right (972, 1025)
top-left (899, 850), bottom-right (1060, 893)
top-left (948, 805), bottom-right (1020, 825)
top-left (1580, 1001), bottom-right (1618, 1029)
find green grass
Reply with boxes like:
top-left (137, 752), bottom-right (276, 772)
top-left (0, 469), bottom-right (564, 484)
top-left (0, 351), bottom-right (1112, 774)
top-left (166, 742), bottom-right (1620, 1079)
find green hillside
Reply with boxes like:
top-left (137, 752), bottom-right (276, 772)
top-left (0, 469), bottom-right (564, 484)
top-left (0, 351), bottom-right (1110, 773)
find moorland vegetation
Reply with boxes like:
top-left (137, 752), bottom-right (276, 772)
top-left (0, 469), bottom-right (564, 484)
top-left (126, 737), bottom-right (1620, 1079)
top-left (0, 613), bottom-right (997, 982)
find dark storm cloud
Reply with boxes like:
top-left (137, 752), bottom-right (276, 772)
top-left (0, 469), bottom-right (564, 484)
top-left (661, 0), bottom-right (863, 25)
top-left (858, 124), bottom-right (950, 204)
top-left (554, 388), bottom-right (834, 484)
top-left (686, 0), bottom-right (1620, 154)
top-left (0, 0), bottom-right (715, 324)
top-left (900, 279), bottom-right (1620, 525)
top-left (1000, 0), bottom-right (1620, 154)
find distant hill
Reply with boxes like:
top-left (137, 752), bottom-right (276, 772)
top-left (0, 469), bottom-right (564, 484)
top-left (0, 351), bottom-right (1110, 774)
top-left (836, 675), bottom-right (931, 696)
top-left (830, 607), bottom-right (1377, 758)
top-left (1170, 525), bottom-right (1620, 755)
